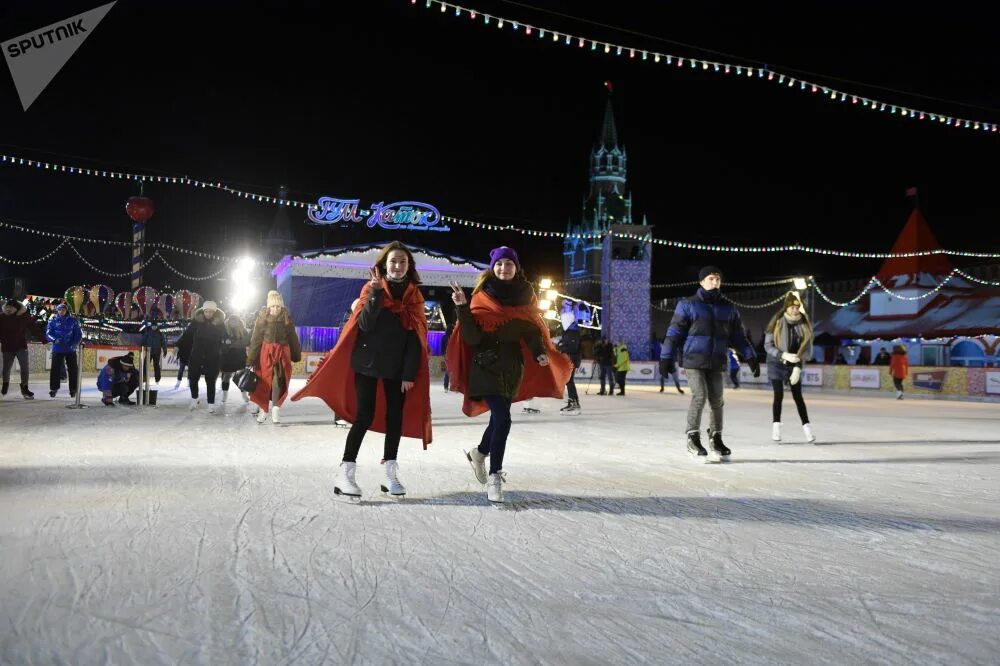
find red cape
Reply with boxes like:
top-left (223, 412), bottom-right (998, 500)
top-left (291, 280), bottom-right (433, 448)
top-left (446, 290), bottom-right (573, 417)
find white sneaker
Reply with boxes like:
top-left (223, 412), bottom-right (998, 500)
top-left (256, 408), bottom-right (268, 424)
top-left (207, 403), bottom-right (216, 414)
top-left (803, 423), bottom-right (816, 443)
top-left (188, 398), bottom-right (200, 411)
top-left (465, 447), bottom-right (488, 485)
top-left (896, 390), bottom-right (903, 400)
top-left (271, 406), bottom-right (281, 424)
top-left (486, 471), bottom-right (506, 504)
top-left (334, 462), bottom-right (362, 497)
top-left (381, 460), bottom-right (406, 496)
top-left (772, 422), bottom-right (782, 442)
top-left (221, 391), bottom-right (228, 404)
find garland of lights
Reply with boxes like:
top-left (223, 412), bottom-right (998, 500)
top-left (722, 293), bottom-right (788, 309)
top-left (5, 159), bottom-right (1000, 259)
top-left (809, 267), bottom-right (1000, 307)
top-left (410, 0), bottom-right (1000, 137)
top-left (557, 275), bottom-right (800, 289)
top-left (0, 238), bottom-right (69, 265)
top-left (0, 220), bottom-right (276, 267)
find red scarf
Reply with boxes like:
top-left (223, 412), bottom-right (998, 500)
top-left (446, 290), bottom-right (573, 417)
top-left (291, 280), bottom-right (433, 447)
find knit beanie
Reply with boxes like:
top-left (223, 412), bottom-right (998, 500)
top-left (266, 290), bottom-right (284, 308)
top-left (698, 265), bottom-right (723, 281)
top-left (489, 246), bottom-right (521, 270)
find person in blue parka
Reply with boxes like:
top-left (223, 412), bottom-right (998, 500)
top-left (660, 266), bottom-right (759, 461)
top-left (46, 303), bottom-right (82, 398)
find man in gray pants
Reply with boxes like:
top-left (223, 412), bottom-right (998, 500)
top-left (660, 267), bottom-right (759, 462)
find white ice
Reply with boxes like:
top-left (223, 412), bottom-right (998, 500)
top-left (1, 379), bottom-right (998, 665)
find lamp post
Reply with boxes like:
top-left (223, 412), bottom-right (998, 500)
top-left (793, 276), bottom-right (814, 325)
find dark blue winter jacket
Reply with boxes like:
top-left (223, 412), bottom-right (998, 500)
top-left (46, 314), bottom-right (82, 353)
top-left (661, 288), bottom-right (755, 371)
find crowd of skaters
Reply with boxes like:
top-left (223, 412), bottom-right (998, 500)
top-left (1, 243), bottom-right (865, 504)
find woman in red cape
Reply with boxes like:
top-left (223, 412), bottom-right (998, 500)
top-left (291, 241), bottom-right (431, 499)
top-left (445, 246), bottom-right (573, 504)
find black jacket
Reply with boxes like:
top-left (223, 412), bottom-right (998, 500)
top-left (595, 342), bottom-right (614, 365)
top-left (176, 307), bottom-right (227, 373)
top-left (558, 327), bottom-right (582, 366)
top-left (351, 282), bottom-right (421, 381)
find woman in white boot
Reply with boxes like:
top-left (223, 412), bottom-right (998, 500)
top-left (445, 246), bottom-right (573, 504)
top-left (290, 242), bottom-right (433, 499)
top-left (764, 291), bottom-right (816, 443)
top-left (248, 291), bottom-right (301, 424)
top-left (219, 314), bottom-right (250, 411)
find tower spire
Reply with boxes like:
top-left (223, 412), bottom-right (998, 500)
top-left (600, 94), bottom-right (618, 148)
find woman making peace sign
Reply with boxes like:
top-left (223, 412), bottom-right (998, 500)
top-left (445, 246), bottom-right (573, 504)
top-left (292, 241), bottom-right (432, 499)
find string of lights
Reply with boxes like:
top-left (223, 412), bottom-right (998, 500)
top-left (0, 220), bottom-right (275, 266)
top-left (409, 0), bottom-right (1000, 137)
top-left (556, 275), bottom-right (800, 289)
top-left (4, 166), bottom-right (1000, 259)
top-left (721, 293), bottom-right (787, 309)
top-left (0, 238), bottom-right (69, 265)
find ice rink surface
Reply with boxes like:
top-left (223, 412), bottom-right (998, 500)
top-left (2, 379), bottom-right (998, 665)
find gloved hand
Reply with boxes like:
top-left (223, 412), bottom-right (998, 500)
top-left (660, 358), bottom-right (675, 376)
top-left (748, 356), bottom-right (761, 378)
top-left (790, 366), bottom-right (802, 385)
top-left (781, 352), bottom-right (800, 364)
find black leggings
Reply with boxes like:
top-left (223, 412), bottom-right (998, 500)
top-left (478, 395), bottom-right (512, 475)
top-left (342, 373), bottom-right (405, 462)
top-left (772, 379), bottom-right (810, 424)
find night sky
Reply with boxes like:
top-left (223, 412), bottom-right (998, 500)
top-left (2, 0), bottom-right (1000, 301)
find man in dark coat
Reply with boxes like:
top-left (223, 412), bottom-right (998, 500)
top-left (661, 266), bottom-right (759, 461)
top-left (139, 320), bottom-right (167, 383)
top-left (175, 301), bottom-right (227, 411)
top-left (595, 338), bottom-right (615, 395)
top-left (557, 311), bottom-right (582, 413)
top-left (1, 299), bottom-right (44, 399)
top-left (97, 352), bottom-right (140, 405)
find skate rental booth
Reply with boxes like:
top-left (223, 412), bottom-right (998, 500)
top-left (271, 244), bottom-right (488, 363)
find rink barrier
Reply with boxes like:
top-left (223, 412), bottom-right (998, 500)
top-left (14, 344), bottom-right (999, 400)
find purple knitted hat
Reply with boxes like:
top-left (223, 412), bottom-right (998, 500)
top-left (489, 246), bottom-right (521, 270)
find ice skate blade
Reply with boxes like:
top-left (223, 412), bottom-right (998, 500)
top-left (333, 487), bottom-right (362, 502)
top-left (688, 452), bottom-right (709, 463)
top-left (380, 485), bottom-right (406, 498)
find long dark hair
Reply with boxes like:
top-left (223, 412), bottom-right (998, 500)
top-left (373, 241), bottom-right (422, 284)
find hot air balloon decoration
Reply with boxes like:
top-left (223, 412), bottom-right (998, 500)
top-left (156, 292), bottom-right (175, 320)
top-left (133, 286), bottom-right (159, 319)
top-left (64, 286), bottom-right (87, 315)
top-left (89, 284), bottom-right (115, 317)
top-left (115, 291), bottom-right (135, 320)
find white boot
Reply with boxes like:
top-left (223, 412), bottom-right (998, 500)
top-left (221, 391), bottom-right (228, 403)
top-left (256, 404), bottom-right (269, 423)
top-left (896, 390), bottom-right (903, 400)
top-left (173, 380), bottom-right (181, 390)
top-left (803, 423), bottom-right (816, 443)
top-left (207, 402), bottom-right (216, 414)
top-left (241, 391), bottom-right (249, 404)
top-left (271, 405), bottom-right (281, 424)
top-left (334, 462), bottom-right (362, 497)
top-left (486, 471), bottom-right (506, 504)
top-left (772, 422), bottom-right (782, 442)
top-left (465, 448), bottom-right (488, 484)
top-left (188, 398), bottom-right (200, 411)
top-left (381, 460), bottom-right (406, 496)
top-left (249, 402), bottom-right (260, 415)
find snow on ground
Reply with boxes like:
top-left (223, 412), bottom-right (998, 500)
top-left (1, 378), bottom-right (998, 665)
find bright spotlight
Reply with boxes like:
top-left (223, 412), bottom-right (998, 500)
top-left (538, 299), bottom-right (551, 311)
top-left (545, 289), bottom-right (559, 301)
top-left (539, 278), bottom-right (553, 290)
